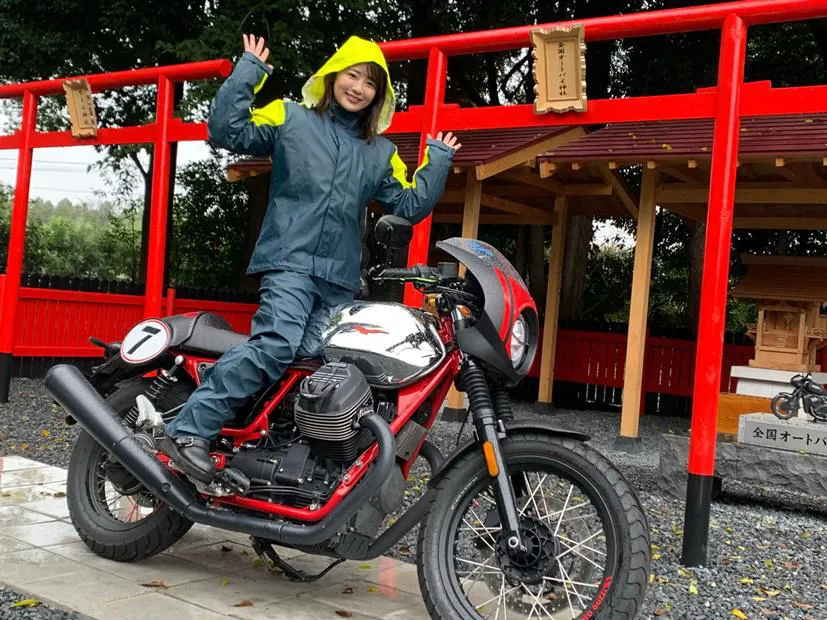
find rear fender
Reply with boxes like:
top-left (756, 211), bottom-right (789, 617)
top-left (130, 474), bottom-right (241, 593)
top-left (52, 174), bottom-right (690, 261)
top-left (428, 419), bottom-right (589, 488)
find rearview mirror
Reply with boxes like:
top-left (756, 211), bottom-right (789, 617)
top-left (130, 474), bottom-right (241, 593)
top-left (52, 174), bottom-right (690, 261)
top-left (375, 215), bottom-right (413, 251)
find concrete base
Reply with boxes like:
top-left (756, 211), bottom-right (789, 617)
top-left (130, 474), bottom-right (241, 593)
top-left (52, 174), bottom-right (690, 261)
top-left (737, 413), bottom-right (827, 456)
top-left (441, 406), bottom-right (468, 423)
top-left (657, 433), bottom-right (827, 499)
top-left (613, 436), bottom-right (643, 454)
top-left (533, 401), bottom-right (555, 415)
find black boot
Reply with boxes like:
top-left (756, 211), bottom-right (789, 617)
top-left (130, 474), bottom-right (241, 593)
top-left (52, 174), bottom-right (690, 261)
top-left (161, 436), bottom-right (216, 484)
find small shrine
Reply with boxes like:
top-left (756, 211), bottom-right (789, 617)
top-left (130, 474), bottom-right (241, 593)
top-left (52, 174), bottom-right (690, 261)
top-left (732, 255), bottom-right (827, 372)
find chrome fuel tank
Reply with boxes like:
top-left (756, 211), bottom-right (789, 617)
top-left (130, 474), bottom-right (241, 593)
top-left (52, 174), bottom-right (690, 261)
top-left (322, 302), bottom-right (446, 388)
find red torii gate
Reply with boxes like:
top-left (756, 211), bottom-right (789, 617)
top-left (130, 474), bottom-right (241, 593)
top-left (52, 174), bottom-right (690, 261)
top-left (1, 0), bottom-right (826, 567)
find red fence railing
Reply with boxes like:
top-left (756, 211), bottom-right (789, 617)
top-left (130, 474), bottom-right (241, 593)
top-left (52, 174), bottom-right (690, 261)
top-left (3, 276), bottom-right (755, 403)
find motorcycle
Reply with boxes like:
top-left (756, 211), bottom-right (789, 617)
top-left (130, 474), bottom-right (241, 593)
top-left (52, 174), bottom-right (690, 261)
top-left (771, 372), bottom-right (827, 422)
top-left (45, 215), bottom-right (650, 620)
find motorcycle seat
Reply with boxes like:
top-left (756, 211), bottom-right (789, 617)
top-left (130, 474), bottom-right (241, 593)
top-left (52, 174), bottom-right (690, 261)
top-left (162, 312), bottom-right (328, 365)
top-left (163, 312), bottom-right (248, 357)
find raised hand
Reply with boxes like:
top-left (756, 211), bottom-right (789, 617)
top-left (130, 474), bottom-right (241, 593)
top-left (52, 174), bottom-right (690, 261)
top-left (243, 34), bottom-right (272, 68)
top-left (429, 131), bottom-right (462, 152)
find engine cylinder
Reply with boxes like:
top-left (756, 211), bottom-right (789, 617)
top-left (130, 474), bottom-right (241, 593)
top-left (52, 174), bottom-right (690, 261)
top-left (294, 362), bottom-right (373, 462)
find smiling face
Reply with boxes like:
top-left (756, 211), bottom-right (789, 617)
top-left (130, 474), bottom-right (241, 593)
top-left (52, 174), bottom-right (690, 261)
top-left (333, 63), bottom-right (378, 112)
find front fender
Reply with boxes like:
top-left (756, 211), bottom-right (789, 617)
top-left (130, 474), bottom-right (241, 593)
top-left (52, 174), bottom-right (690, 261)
top-left (428, 419), bottom-right (590, 488)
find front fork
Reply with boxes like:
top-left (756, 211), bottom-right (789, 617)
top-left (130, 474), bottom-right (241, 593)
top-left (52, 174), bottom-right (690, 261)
top-left (458, 358), bottom-right (524, 552)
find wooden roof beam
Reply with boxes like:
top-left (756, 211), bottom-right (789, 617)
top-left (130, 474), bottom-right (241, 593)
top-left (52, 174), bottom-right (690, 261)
top-left (657, 187), bottom-right (827, 204)
top-left (475, 127), bottom-right (585, 181)
top-left (660, 164), bottom-right (708, 187)
top-left (597, 166), bottom-right (638, 220)
top-left (733, 217), bottom-right (827, 230)
top-left (480, 193), bottom-right (555, 223)
top-left (433, 212), bottom-right (557, 226)
top-left (497, 168), bottom-right (564, 194)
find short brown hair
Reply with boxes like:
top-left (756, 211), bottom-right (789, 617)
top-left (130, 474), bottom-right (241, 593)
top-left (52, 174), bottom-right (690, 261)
top-left (314, 63), bottom-right (387, 141)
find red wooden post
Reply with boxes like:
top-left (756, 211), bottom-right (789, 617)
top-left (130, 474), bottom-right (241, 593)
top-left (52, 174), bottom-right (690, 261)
top-left (143, 76), bottom-right (175, 318)
top-left (0, 90), bottom-right (37, 402)
top-left (682, 13), bottom-right (747, 567)
top-left (165, 287), bottom-right (176, 316)
top-left (403, 47), bottom-right (447, 308)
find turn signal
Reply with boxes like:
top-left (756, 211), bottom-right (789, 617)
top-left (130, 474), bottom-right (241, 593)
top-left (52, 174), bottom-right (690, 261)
top-left (482, 441), bottom-right (499, 476)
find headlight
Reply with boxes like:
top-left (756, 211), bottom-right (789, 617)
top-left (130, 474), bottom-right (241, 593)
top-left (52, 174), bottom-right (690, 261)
top-left (510, 315), bottom-right (528, 368)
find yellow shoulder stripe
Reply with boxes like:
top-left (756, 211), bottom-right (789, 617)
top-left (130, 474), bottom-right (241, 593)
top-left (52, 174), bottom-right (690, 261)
top-left (251, 99), bottom-right (287, 127)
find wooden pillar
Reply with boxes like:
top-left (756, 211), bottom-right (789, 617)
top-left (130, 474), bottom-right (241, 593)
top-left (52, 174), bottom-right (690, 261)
top-left (536, 195), bottom-right (568, 412)
top-left (444, 169), bottom-right (482, 420)
top-left (616, 168), bottom-right (658, 451)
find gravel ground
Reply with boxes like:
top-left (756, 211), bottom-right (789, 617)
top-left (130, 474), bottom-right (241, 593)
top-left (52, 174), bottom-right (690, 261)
top-left (0, 587), bottom-right (76, 620)
top-left (1, 377), bottom-right (826, 619)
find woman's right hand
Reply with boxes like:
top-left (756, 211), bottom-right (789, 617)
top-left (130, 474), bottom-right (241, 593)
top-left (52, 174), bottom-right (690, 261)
top-left (243, 34), bottom-right (272, 69)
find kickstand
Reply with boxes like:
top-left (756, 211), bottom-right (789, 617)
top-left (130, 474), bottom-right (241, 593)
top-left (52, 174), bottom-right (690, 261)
top-left (251, 537), bottom-right (345, 583)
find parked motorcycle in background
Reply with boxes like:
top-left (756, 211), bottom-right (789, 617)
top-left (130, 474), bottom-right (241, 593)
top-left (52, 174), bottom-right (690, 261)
top-left (46, 215), bottom-right (651, 619)
top-left (771, 373), bottom-right (827, 422)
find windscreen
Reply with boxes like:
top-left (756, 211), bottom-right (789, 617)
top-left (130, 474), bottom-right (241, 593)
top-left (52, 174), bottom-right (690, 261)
top-left (439, 238), bottom-right (528, 291)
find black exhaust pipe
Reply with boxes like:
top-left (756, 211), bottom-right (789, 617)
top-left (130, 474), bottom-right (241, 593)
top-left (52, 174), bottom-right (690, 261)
top-left (45, 364), bottom-right (395, 547)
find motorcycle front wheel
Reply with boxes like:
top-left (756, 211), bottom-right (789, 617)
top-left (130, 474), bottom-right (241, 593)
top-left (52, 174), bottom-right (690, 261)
top-left (770, 392), bottom-right (798, 420)
top-left (417, 434), bottom-right (650, 620)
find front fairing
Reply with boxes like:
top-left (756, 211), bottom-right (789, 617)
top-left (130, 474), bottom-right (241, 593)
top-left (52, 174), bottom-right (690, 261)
top-left (436, 238), bottom-right (538, 384)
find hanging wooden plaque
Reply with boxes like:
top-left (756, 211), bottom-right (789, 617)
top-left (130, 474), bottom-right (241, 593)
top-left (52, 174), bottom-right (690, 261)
top-left (531, 25), bottom-right (587, 114)
top-left (63, 78), bottom-right (98, 138)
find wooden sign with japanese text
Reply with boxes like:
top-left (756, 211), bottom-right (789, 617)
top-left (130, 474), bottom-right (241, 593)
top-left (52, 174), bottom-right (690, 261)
top-left (63, 79), bottom-right (97, 138)
top-left (531, 25), bottom-right (587, 114)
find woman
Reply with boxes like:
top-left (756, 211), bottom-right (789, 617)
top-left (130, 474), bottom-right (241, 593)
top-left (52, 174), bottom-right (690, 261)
top-left (163, 34), bottom-right (461, 482)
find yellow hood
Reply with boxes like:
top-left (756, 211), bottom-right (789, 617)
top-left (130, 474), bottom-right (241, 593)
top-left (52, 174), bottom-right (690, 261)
top-left (302, 36), bottom-right (395, 134)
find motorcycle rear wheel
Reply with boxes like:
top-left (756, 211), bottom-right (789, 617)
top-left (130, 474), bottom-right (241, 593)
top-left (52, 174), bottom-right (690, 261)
top-left (770, 393), bottom-right (798, 420)
top-left (67, 377), bottom-right (195, 561)
top-left (416, 435), bottom-right (650, 620)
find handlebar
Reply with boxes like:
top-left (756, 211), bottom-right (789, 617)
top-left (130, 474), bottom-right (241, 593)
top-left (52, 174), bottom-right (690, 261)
top-left (372, 265), bottom-right (441, 282)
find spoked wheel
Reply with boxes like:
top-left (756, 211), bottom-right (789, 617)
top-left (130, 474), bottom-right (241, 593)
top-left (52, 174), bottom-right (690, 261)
top-left (417, 435), bottom-right (650, 620)
top-left (770, 393), bottom-right (798, 420)
top-left (67, 378), bottom-right (195, 561)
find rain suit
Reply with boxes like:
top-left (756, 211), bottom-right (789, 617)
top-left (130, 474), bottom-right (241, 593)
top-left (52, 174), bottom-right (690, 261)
top-left (166, 37), bottom-right (455, 440)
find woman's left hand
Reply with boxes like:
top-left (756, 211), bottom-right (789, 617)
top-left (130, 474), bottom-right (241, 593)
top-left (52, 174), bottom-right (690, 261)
top-left (429, 131), bottom-right (462, 152)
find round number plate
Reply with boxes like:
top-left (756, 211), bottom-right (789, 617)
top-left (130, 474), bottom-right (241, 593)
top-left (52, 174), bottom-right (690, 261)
top-left (120, 319), bottom-right (171, 364)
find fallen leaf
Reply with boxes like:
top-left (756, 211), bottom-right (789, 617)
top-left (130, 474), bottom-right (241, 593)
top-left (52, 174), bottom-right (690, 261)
top-left (140, 580), bottom-right (169, 589)
top-left (335, 612), bottom-right (353, 618)
top-left (739, 577), bottom-right (754, 585)
top-left (252, 558), bottom-right (264, 568)
top-left (793, 602), bottom-right (814, 610)
top-left (783, 561), bottom-right (800, 570)
top-left (220, 579), bottom-right (230, 587)
top-left (53, 491), bottom-right (66, 498)
top-left (398, 545), bottom-right (411, 556)
top-left (759, 587), bottom-right (781, 597)
top-left (652, 553), bottom-right (661, 561)
top-left (688, 579), bottom-right (699, 595)
top-left (763, 560), bottom-right (773, 570)
top-left (221, 545), bottom-right (232, 552)
top-left (678, 567), bottom-right (692, 578)
top-left (241, 550), bottom-right (249, 556)
top-left (654, 608), bottom-right (667, 616)
top-left (234, 600), bottom-right (254, 607)
top-left (342, 587), bottom-right (354, 594)
top-left (367, 586), bottom-right (379, 593)
top-left (358, 563), bottom-right (372, 569)
top-left (11, 599), bottom-right (41, 608)
top-left (649, 574), bottom-right (655, 584)
top-left (752, 597), bottom-right (766, 602)
top-left (731, 610), bottom-right (748, 619)
top-left (40, 429), bottom-right (50, 438)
